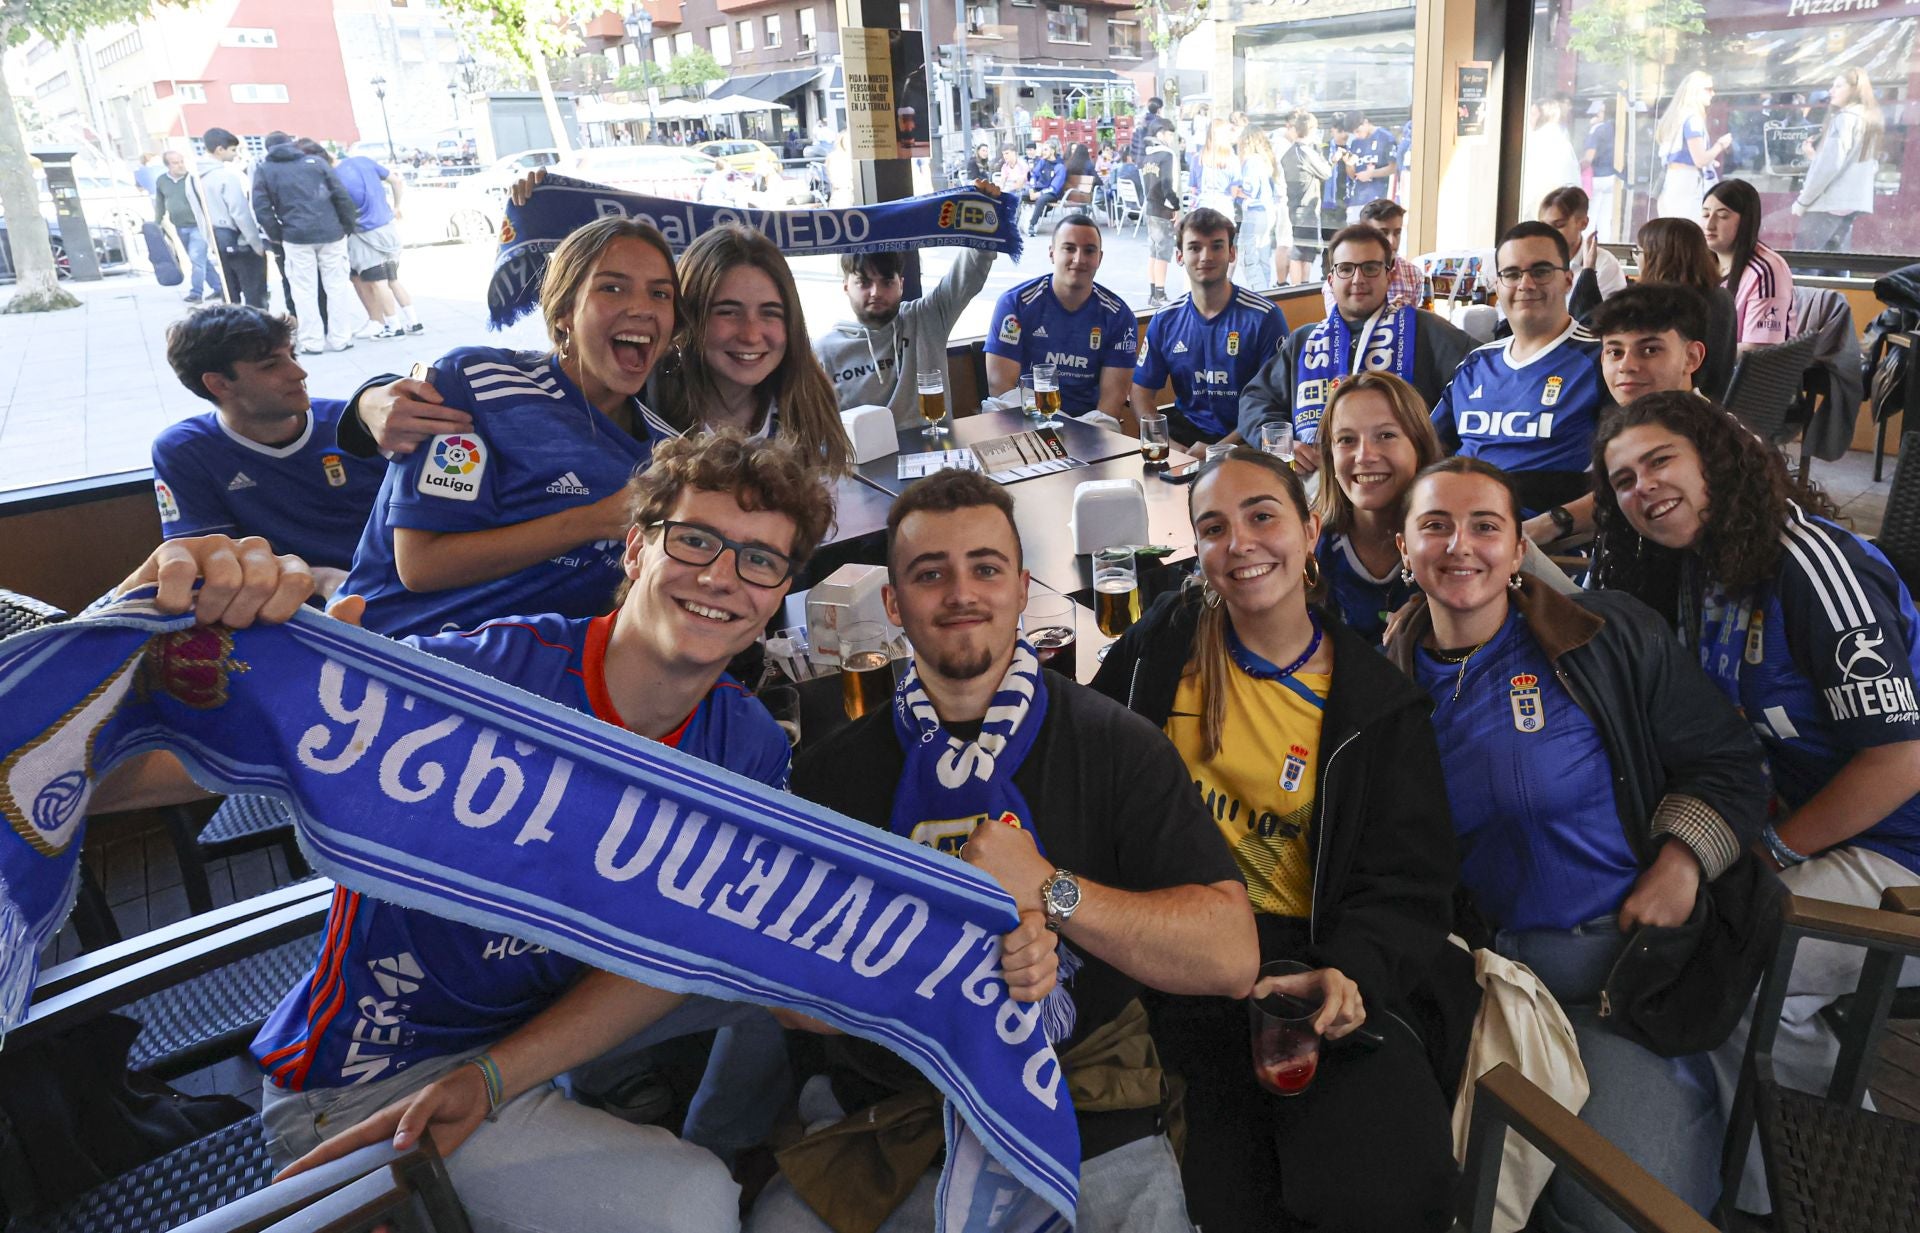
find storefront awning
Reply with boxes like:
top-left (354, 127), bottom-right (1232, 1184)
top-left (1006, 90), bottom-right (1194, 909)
top-left (709, 67), bottom-right (827, 103)
top-left (981, 65), bottom-right (1129, 88)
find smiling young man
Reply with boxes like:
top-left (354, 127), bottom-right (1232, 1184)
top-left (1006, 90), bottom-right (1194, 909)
top-left (984, 215), bottom-right (1140, 430)
top-left (1240, 223), bottom-right (1474, 475)
top-left (814, 245), bottom-right (995, 430)
top-left (748, 469), bottom-right (1258, 1233)
top-left (1130, 208), bottom-right (1287, 446)
top-left (154, 305), bottom-right (384, 595)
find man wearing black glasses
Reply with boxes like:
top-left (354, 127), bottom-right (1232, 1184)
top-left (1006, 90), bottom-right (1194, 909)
top-left (1239, 223), bottom-right (1473, 474)
top-left (1431, 220), bottom-right (1613, 520)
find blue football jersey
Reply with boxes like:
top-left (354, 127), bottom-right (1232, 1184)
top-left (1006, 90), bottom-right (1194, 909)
top-left (344, 347), bottom-right (658, 637)
top-left (1133, 286), bottom-right (1286, 440)
top-left (251, 611), bottom-right (790, 1091)
top-left (1317, 530), bottom-right (1416, 645)
top-left (1696, 505), bottom-right (1920, 874)
top-left (150, 398), bottom-right (383, 569)
top-left (983, 275), bottom-right (1138, 416)
top-left (1431, 322), bottom-right (1609, 476)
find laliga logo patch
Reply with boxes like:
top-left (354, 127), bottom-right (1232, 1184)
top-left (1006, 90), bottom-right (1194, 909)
top-left (138, 626), bottom-right (251, 710)
top-left (1541, 375), bottom-right (1564, 407)
top-left (1509, 673), bottom-right (1544, 733)
top-left (1837, 626), bottom-right (1892, 682)
top-left (1227, 330), bottom-right (1240, 356)
top-left (321, 452), bottom-right (348, 488)
top-left (419, 433), bottom-right (487, 502)
top-left (997, 316), bottom-right (1021, 346)
top-left (154, 478), bottom-right (180, 524)
top-left (1279, 744), bottom-right (1309, 793)
top-left (1, 648), bottom-right (144, 857)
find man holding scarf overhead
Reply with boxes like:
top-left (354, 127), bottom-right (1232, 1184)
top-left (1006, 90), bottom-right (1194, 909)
top-left (747, 470), bottom-right (1259, 1233)
top-left (1238, 224), bottom-right (1473, 476)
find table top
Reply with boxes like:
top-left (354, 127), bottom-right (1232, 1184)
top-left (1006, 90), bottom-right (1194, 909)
top-left (856, 408), bottom-right (1145, 494)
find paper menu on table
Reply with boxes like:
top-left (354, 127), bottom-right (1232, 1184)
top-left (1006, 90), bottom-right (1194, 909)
top-left (896, 449), bottom-right (980, 479)
top-left (970, 426), bottom-right (1084, 483)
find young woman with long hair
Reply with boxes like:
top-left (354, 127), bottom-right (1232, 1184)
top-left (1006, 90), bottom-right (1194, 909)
top-left (1794, 68), bottom-right (1884, 254)
top-left (1234, 126), bottom-right (1288, 290)
top-left (648, 223), bottom-right (851, 474)
top-left (1655, 71), bottom-right (1732, 219)
top-left (1385, 454), bottom-right (1767, 1233)
top-left (1092, 447), bottom-right (1460, 1233)
top-left (1701, 178), bottom-right (1794, 349)
top-left (1591, 391), bottom-right (1920, 1213)
top-left (1633, 216), bottom-right (1738, 397)
top-left (1194, 119), bottom-right (1242, 216)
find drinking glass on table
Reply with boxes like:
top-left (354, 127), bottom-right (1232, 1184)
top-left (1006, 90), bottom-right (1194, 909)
top-left (1092, 547), bottom-right (1140, 638)
top-left (1205, 442), bottom-right (1234, 463)
top-left (1249, 959), bottom-right (1323, 1097)
top-left (1022, 589), bottom-right (1079, 680)
top-left (760, 684), bottom-right (802, 749)
top-left (916, 370), bottom-right (948, 438)
top-left (839, 621), bottom-right (894, 720)
top-left (1032, 364), bottom-right (1061, 424)
top-left (1019, 372), bottom-right (1039, 418)
top-left (1259, 420), bottom-right (1295, 465)
top-left (1139, 413), bottom-right (1171, 468)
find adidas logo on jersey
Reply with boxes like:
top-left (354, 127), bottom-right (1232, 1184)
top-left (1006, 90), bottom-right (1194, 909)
top-left (227, 472), bottom-right (257, 491)
top-left (1032, 326), bottom-right (1049, 338)
top-left (1171, 341), bottom-right (1189, 354)
top-left (546, 471), bottom-right (590, 495)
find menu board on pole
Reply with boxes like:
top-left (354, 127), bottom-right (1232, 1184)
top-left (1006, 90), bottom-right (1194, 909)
top-left (844, 28), bottom-right (899, 161)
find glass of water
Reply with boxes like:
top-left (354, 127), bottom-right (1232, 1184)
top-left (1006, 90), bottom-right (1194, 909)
top-left (1259, 420), bottom-right (1295, 464)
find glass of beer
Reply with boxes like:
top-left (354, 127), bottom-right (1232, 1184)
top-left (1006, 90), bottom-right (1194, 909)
top-left (1139, 413), bottom-right (1171, 468)
top-left (1249, 960), bottom-right (1323, 1097)
top-left (839, 621), bottom-right (894, 720)
top-left (1032, 363), bottom-right (1061, 425)
top-left (916, 370), bottom-right (948, 438)
top-left (1092, 547), bottom-right (1140, 637)
top-left (1259, 420), bottom-right (1295, 465)
top-left (1022, 589), bottom-right (1078, 680)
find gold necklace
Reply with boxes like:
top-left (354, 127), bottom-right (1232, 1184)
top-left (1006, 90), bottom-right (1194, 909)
top-left (1429, 640), bottom-right (1488, 702)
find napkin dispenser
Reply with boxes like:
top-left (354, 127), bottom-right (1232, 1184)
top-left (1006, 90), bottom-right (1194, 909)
top-left (805, 563), bottom-right (889, 662)
top-left (1070, 479), bottom-right (1149, 555)
top-left (841, 405), bottom-right (899, 464)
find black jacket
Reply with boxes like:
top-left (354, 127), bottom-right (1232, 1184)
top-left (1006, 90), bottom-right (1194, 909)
top-left (1237, 308), bottom-right (1475, 441)
top-left (251, 143), bottom-right (359, 246)
top-left (1384, 579), bottom-right (1769, 888)
top-left (1089, 588), bottom-right (1458, 1014)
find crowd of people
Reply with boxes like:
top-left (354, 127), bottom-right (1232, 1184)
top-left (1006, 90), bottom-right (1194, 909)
top-left (97, 106), bottom-right (1919, 1233)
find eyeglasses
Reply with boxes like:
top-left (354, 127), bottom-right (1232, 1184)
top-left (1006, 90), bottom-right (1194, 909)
top-left (1495, 263), bottom-right (1570, 286)
top-left (1330, 260), bottom-right (1388, 280)
top-left (648, 520), bottom-right (797, 588)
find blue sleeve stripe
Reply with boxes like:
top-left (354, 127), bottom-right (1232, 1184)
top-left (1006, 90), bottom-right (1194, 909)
top-left (1782, 507), bottom-right (1875, 632)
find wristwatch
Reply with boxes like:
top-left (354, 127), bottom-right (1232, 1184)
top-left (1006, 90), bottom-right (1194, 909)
top-left (1041, 869), bottom-right (1082, 932)
top-left (1547, 505), bottom-right (1575, 539)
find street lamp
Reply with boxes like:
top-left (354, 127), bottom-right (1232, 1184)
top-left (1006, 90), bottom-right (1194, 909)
top-left (371, 74), bottom-right (397, 160)
top-left (624, 5), bottom-right (657, 139)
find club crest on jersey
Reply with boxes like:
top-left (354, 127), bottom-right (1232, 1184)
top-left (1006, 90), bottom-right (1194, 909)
top-left (1541, 376), bottom-right (1564, 407)
top-left (1279, 744), bottom-right (1309, 793)
top-left (997, 316), bottom-right (1021, 345)
top-left (154, 478), bottom-right (181, 523)
top-left (1089, 327), bottom-right (1102, 353)
top-left (419, 433), bottom-right (486, 501)
top-left (1227, 330), bottom-right (1241, 356)
top-left (1509, 673), bottom-right (1544, 733)
top-left (1745, 610), bottom-right (1766, 665)
top-left (321, 452), bottom-right (348, 488)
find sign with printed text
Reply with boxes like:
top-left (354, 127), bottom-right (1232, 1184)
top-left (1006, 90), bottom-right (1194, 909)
top-left (1457, 62), bottom-right (1490, 140)
top-left (844, 27), bottom-right (900, 160)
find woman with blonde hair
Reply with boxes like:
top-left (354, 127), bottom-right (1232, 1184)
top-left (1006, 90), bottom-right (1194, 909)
top-left (648, 223), bottom-right (851, 474)
top-left (1795, 68), bottom-right (1883, 254)
top-left (1235, 126), bottom-right (1289, 290)
top-left (1193, 119), bottom-right (1242, 216)
top-left (1655, 71), bottom-right (1732, 219)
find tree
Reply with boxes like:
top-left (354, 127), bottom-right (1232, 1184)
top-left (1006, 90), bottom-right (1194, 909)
top-left (1140, 0), bottom-right (1208, 55)
top-left (667, 48), bottom-right (723, 99)
top-left (1566, 0), bottom-right (1706, 241)
top-left (613, 62), bottom-right (665, 94)
top-left (437, 0), bottom-right (607, 157)
top-left (0, 0), bottom-right (193, 313)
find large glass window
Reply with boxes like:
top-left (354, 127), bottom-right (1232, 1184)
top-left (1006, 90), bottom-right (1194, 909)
top-left (1108, 20), bottom-right (1140, 60)
top-left (799, 7), bottom-right (817, 52)
top-left (765, 14), bottom-right (781, 47)
top-left (709, 24), bottom-right (730, 65)
top-left (1046, 5), bottom-right (1089, 44)
top-left (1524, 0), bottom-right (1919, 260)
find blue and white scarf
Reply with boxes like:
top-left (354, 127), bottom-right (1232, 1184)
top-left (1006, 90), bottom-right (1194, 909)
top-left (488, 175), bottom-right (1025, 329)
top-left (0, 597), bottom-right (1077, 1230)
top-left (1291, 303), bottom-right (1418, 443)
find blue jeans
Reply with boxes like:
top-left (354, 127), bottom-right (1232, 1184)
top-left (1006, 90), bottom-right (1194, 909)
top-left (1494, 919), bottom-right (1723, 1232)
top-left (179, 225), bottom-right (214, 297)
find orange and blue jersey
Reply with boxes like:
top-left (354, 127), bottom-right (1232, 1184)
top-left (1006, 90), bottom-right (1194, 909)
top-left (250, 611), bottom-right (790, 1091)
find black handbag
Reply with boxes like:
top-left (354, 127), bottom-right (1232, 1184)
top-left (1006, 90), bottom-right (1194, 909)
top-left (1598, 851), bottom-right (1786, 1057)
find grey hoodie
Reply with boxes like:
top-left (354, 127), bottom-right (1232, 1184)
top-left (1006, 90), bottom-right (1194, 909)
top-left (812, 247), bottom-right (994, 430)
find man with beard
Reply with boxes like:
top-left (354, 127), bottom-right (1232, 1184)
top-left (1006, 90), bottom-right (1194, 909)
top-left (1131, 209), bottom-right (1287, 447)
top-left (813, 246), bottom-right (995, 430)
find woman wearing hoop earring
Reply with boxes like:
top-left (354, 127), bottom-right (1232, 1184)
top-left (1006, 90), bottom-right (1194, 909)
top-left (1090, 446), bottom-right (1461, 1232)
top-left (1384, 455), bottom-right (1768, 1233)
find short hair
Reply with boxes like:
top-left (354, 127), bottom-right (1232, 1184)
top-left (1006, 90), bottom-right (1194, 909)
top-left (625, 430), bottom-right (834, 573)
top-left (1357, 199), bottom-right (1405, 225)
top-left (202, 127), bottom-right (240, 152)
top-left (1539, 185), bottom-right (1590, 217)
top-left (265, 130), bottom-right (292, 148)
top-left (1325, 223), bottom-right (1394, 266)
top-left (1051, 212), bottom-right (1099, 238)
top-left (1344, 111), bottom-right (1368, 129)
top-left (1589, 283), bottom-right (1710, 346)
top-left (165, 305), bottom-right (297, 402)
top-left (885, 469), bottom-right (1020, 580)
top-left (1498, 219), bottom-right (1571, 267)
top-left (1178, 206), bottom-right (1237, 247)
top-left (1147, 97), bottom-right (1164, 114)
top-left (840, 251), bottom-right (905, 280)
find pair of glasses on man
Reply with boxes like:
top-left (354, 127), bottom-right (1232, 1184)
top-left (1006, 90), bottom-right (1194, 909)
top-left (1329, 261), bottom-right (1388, 280)
top-left (1494, 263), bottom-right (1571, 286)
top-left (649, 520), bottom-right (796, 587)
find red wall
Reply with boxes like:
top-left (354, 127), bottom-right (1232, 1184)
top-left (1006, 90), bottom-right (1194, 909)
top-left (162, 2), bottom-right (358, 143)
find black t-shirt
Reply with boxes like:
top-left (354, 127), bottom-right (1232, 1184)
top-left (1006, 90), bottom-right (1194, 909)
top-left (791, 675), bottom-right (1241, 1148)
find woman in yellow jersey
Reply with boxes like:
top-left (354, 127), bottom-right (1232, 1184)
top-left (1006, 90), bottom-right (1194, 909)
top-left (1090, 446), bottom-right (1459, 1233)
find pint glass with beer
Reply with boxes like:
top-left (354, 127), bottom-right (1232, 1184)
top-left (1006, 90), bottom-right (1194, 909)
top-left (916, 370), bottom-right (948, 438)
top-left (1092, 547), bottom-right (1140, 637)
top-left (839, 621), bottom-right (894, 719)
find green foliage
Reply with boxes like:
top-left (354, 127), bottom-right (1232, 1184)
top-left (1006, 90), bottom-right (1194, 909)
top-left (1, 285), bottom-right (78, 311)
top-left (1069, 98), bottom-right (1085, 120)
top-left (435, 0), bottom-right (606, 73)
top-left (1141, 0), bottom-right (1208, 54)
top-left (614, 61), bottom-right (666, 92)
top-left (1567, 0), bottom-right (1706, 67)
top-left (667, 48), bottom-right (723, 90)
top-left (0, 0), bottom-right (188, 43)
top-left (1035, 104), bottom-right (1056, 119)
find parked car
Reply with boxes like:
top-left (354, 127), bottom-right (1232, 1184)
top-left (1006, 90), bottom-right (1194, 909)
top-left (696, 139), bottom-right (783, 183)
top-left (557, 147), bottom-right (752, 207)
top-left (0, 216), bottom-right (130, 283)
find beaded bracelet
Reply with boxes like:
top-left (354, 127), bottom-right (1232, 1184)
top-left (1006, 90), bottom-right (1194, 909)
top-left (1762, 823), bottom-right (1810, 869)
top-left (470, 1053), bottom-right (505, 1120)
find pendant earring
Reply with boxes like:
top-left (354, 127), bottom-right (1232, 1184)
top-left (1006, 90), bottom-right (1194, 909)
top-left (1400, 563), bottom-right (1415, 586)
top-left (1509, 572), bottom-right (1525, 591)
top-left (1302, 554), bottom-right (1322, 590)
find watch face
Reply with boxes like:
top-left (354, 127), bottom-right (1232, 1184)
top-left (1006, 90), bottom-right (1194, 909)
top-left (1047, 875), bottom-right (1080, 914)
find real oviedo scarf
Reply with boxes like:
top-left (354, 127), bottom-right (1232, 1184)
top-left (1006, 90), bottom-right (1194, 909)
top-left (1290, 303), bottom-right (1417, 443)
